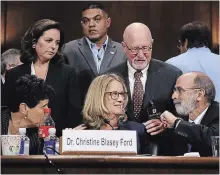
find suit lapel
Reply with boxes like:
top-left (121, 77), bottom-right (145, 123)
top-left (45, 62), bottom-right (59, 86)
top-left (100, 38), bottom-right (117, 74)
top-left (78, 37), bottom-right (98, 76)
top-left (200, 102), bottom-right (218, 125)
top-left (143, 60), bottom-right (161, 109)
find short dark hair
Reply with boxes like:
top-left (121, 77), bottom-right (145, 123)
top-left (194, 73), bottom-right (216, 103)
top-left (1, 49), bottom-right (21, 75)
top-left (82, 2), bottom-right (108, 17)
top-left (179, 21), bottom-right (211, 49)
top-left (20, 19), bottom-right (64, 64)
top-left (11, 74), bottom-right (55, 112)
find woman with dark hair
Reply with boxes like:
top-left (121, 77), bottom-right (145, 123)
top-left (3, 19), bottom-right (81, 137)
top-left (1, 74), bottom-right (55, 154)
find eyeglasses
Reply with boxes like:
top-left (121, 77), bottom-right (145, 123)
top-left (173, 87), bottom-right (201, 94)
top-left (123, 42), bottom-right (152, 55)
top-left (105, 91), bottom-right (128, 100)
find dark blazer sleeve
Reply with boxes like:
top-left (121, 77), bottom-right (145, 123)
top-left (2, 70), bottom-right (17, 107)
top-left (1, 106), bottom-right (10, 135)
top-left (175, 120), bottom-right (219, 147)
top-left (175, 102), bottom-right (219, 147)
top-left (66, 68), bottom-right (83, 128)
top-left (2, 64), bottom-right (30, 108)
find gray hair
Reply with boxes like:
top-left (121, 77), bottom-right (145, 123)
top-left (1, 49), bottom-right (21, 75)
top-left (194, 73), bottom-right (216, 103)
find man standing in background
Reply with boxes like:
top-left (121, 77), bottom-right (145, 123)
top-left (62, 3), bottom-right (125, 106)
top-left (1, 48), bottom-right (22, 85)
top-left (108, 22), bottom-right (182, 155)
top-left (166, 21), bottom-right (220, 102)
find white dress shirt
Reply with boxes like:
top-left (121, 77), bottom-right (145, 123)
top-left (1, 75), bottom-right (5, 84)
top-left (31, 62), bottom-right (48, 80)
top-left (127, 61), bottom-right (149, 98)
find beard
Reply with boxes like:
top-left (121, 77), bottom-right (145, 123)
top-left (174, 94), bottom-right (197, 116)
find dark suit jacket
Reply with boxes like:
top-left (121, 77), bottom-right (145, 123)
top-left (2, 61), bottom-right (81, 137)
top-left (1, 78), bottom-right (4, 104)
top-left (108, 59), bottom-right (182, 123)
top-left (119, 121), bottom-right (147, 154)
top-left (164, 101), bottom-right (219, 157)
top-left (62, 37), bottom-right (126, 106)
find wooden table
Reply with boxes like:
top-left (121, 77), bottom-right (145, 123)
top-left (1, 155), bottom-right (219, 174)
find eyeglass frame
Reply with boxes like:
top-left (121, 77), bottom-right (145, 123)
top-left (123, 41), bottom-right (153, 55)
top-left (173, 86), bottom-right (202, 95)
top-left (105, 91), bottom-right (128, 100)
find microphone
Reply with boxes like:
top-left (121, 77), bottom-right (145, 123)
top-left (118, 115), bottom-right (126, 124)
top-left (149, 100), bottom-right (154, 107)
top-left (43, 150), bottom-right (64, 174)
top-left (103, 118), bottom-right (115, 130)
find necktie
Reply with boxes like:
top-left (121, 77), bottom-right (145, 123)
top-left (187, 121), bottom-right (195, 152)
top-left (132, 71), bottom-right (144, 118)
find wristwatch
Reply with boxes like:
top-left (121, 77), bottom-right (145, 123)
top-left (172, 118), bottom-right (183, 130)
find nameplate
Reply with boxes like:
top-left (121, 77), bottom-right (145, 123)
top-left (61, 130), bottom-right (137, 155)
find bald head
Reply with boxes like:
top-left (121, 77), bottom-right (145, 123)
top-left (123, 23), bottom-right (153, 44)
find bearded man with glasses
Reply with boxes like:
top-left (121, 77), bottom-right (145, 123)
top-left (108, 22), bottom-right (182, 156)
top-left (160, 72), bottom-right (219, 156)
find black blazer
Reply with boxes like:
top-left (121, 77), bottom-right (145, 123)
top-left (164, 101), bottom-right (219, 157)
top-left (118, 120), bottom-right (148, 154)
top-left (108, 59), bottom-right (182, 123)
top-left (62, 37), bottom-right (126, 106)
top-left (3, 61), bottom-right (81, 137)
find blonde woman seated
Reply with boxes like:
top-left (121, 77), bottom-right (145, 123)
top-left (75, 73), bottom-right (147, 154)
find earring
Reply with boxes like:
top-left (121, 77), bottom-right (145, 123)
top-left (32, 45), bottom-right (35, 48)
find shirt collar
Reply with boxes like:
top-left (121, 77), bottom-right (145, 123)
top-left (127, 60), bottom-right (149, 77)
top-left (1, 75), bottom-right (5, 84)
top-left (85, 35), bottom-right (108, 51)
top-left (189, 106), bottom-right (209, 124)
top-left (186, 47), bottom-right (211, 53)
top-left (31, 62), bottom-right (36, 75)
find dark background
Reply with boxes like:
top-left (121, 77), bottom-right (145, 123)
top-left (1, 1), bottom-right (219, 61)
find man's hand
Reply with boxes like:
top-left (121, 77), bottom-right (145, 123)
top-left (143, 119), bottom-right (166, 135)
top-left (160, 111), bottom-right (177, 128)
